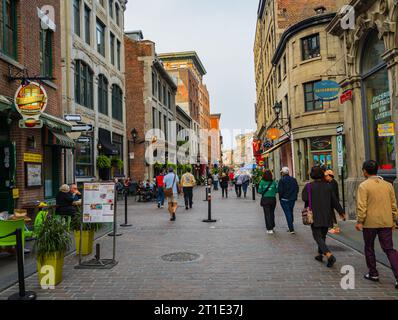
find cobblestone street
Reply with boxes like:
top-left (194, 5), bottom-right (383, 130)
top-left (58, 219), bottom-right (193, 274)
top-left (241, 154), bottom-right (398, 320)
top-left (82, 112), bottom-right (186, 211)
top-left (1, 187), bottom-right (398, 300)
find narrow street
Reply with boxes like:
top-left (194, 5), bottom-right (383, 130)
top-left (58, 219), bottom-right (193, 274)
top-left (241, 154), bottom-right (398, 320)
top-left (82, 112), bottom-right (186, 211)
top-left (1, 187), bottom-right (398, 300)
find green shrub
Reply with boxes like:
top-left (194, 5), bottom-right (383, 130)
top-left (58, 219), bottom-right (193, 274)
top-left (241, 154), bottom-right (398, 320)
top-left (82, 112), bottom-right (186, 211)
top-left (96, 155), bottom-right (111, 169)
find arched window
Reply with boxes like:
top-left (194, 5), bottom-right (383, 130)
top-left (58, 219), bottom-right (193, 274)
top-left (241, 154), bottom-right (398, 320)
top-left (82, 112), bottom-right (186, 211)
top-left (361, 30), bottom-right (394, 173)
top-left (74, 60), bottom-right (93, 109)
top-left (98, 74), bottom-right (108, 115)
top-left (112, 84), bottom-right (123, 121)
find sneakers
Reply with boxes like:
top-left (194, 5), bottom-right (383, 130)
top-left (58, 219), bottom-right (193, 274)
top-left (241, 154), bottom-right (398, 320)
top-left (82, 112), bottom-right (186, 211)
top-left (267, 230), bottom-right (274, 234)
top-left (170, 213), bottom-right (176, 221)
top-left (157, 203), bottom-right (161, 208)
top-left (364, 274), bottom-right (379, 282)
top-left (326, 255), bottom-right (336, 268)
top-left (290, 231), bottom-right (296, 235)
top-left (315, 255), bottom-right (323, 262)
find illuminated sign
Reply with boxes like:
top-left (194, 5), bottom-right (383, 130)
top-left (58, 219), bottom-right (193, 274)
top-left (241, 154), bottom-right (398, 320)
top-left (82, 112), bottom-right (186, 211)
top-left (377, 122), bottom-right (395, 137)
top-left (15, 82), bottom-right (48, 129)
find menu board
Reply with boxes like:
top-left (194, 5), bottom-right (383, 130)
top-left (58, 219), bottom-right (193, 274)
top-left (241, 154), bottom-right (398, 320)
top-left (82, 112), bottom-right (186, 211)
top-left (82, 183), bottom-right (115, 223)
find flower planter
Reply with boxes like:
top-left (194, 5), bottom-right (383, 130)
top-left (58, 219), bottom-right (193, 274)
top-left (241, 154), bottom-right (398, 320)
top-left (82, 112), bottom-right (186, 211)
top-left (37, 252), bottom-right (65, 287)
top-left (74, 230), bottom-right (94, 255)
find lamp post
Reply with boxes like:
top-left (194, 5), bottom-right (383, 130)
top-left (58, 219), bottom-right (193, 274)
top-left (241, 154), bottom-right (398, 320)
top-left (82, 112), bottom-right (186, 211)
top-left (127, 128), bottom-right (138, 178)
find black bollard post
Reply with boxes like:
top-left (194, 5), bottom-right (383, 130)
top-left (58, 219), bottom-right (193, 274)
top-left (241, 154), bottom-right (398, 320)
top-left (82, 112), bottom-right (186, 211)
top-left (8, 229), bottom-right (36, 300)
top-left (120, 189), bottom-right (132, 227)
top-left (203, 179), bottom-right (209, 201)
top-left (95, 243), bottom-right (101, 261)
top-left (203, 188), bottom-right (217, 223)
top-left (252, 183), bottom-right (256, 201)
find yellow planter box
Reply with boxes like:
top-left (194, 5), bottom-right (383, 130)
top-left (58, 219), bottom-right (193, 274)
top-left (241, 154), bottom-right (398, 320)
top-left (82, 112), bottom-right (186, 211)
top-left (74, 230), bottom-right (94, 255)
top-left (37, 252), bottom-right (65, 288)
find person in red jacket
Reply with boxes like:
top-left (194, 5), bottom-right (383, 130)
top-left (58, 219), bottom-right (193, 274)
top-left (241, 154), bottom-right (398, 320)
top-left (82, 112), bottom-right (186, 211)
top-left (156, 170), bottom-right (166, 208)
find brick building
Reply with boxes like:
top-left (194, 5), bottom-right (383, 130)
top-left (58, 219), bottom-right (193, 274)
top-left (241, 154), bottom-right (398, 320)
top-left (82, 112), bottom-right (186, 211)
top-left (0, 0), bottom-right (72, 213)
top-left (124, 31), bottom-right (177, 181)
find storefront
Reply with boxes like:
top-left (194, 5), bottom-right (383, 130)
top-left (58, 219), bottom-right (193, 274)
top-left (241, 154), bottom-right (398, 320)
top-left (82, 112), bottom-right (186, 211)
top-left (360, 30), bottom-right (395, 181)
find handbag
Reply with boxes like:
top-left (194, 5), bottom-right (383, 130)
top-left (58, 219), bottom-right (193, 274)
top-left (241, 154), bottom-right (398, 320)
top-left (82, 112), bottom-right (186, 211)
top-left (260, 182), bottom-right (273, 207)
top-left (164, 174), bottom-right (177, 198)
top-left (302, 183), bottom-right (314, 226)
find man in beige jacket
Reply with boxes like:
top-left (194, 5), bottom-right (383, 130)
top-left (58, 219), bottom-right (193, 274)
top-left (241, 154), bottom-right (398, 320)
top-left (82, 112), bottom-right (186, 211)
top-left (181, 167), bottom-right (196, 210)
top-left (356, 160), bottom-right (398, 289)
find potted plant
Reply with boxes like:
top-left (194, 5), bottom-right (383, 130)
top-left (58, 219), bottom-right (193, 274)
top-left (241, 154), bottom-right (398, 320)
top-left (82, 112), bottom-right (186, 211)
top-left (70, 210), bottom-right (102, 256)
top-left (110, 156), bottom-right (124, 178)
top-left (35, 215), bottom-right (71, 287)
top-left (97, 155), bottom-right (111, 180)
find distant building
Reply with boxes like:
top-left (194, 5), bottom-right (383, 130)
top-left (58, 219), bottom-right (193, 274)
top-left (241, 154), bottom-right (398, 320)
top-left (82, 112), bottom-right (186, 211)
top-left (210, 114), bottom-right (222, 166)
top-left (124, 31), bottom-right (177, 180)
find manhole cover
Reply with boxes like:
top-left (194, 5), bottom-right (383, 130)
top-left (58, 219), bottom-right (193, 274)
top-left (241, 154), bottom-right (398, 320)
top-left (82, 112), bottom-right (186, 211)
top-left (161, 252), bottom-right (201, 263)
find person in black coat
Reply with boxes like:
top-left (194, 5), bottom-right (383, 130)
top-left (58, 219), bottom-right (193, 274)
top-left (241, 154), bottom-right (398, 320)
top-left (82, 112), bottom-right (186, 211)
top-left (325, 170), bottom-right (341, 234)
top-left (56, 184), bottom-right (76, 216)
top-left (302, 166), bottom-right (345, 268)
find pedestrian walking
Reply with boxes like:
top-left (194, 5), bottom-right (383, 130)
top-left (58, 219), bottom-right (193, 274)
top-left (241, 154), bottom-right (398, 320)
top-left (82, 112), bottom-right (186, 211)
top-left (156, 170), bottom-right (165, 208)
top-left (258, 170), bottom-right (278, 234)
top-left (278, 167), bottom-right (299, 234)
top-left (212, 172), bottom-right (219, 190)
top-left (325, 170), bottom-right (341, 234)
top-left (163, 167), bottom-right (181, 221)
top-left (220, 172), bottom-right (230, 198)
top-left (228, 171), bottom-right (235, 192)
top-left (235, 173), bottom-right (243, 198)
top-left (181, 167), bottom-right (196, 210)
top-left (302, 166), bottom-right (345, 268)
top-left (241, 173), bottom-right (250, 198)
top-left (356, 160), bottom-right (398, 289)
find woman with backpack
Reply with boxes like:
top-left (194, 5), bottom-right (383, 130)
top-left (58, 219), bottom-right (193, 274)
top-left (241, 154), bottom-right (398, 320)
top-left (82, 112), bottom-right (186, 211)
top-left (258, 170), bottom-right (278, 234)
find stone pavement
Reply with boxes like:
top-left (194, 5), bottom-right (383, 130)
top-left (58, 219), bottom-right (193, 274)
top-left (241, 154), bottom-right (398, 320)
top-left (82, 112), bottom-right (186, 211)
top-left (1, 186), bottom-right (398, 300)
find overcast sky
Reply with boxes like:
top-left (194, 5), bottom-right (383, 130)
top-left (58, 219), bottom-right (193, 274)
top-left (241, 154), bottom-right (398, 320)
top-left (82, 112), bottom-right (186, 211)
top-left (125, 0), bottom-right (258, 149)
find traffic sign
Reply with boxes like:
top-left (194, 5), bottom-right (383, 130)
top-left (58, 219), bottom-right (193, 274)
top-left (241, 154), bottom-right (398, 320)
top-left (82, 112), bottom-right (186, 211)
top-left (71, 124), bottom-right (93, 132)
top-left (76, 137), bottom-right (91, 143)
top-left (64, 114), bottom-right (82, 122)
top-left (337, 135), bottom-right (344, 168)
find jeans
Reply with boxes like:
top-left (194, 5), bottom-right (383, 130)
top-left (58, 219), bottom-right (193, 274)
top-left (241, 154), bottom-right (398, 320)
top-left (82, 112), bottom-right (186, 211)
top-left (157, 187), bottom-right (165, 206)
top-left (183, 187), bottom-right (193, 208)
top-left (242, 182), bottom-right (249, 197)
top-left (213, 181), bottom-right (219, 190)
top-left (363, 228), bottom-right (398, 279)
top-left (221, 187), bottom-right (228, 198)
top-left (235, 184), bottom-right (242, 197)
top-left (280, 200), bottom-right (296, 232)
top-left (311, 226), bottom-right (330, 254)
top-left (262, 197), bottom-right (276, 231)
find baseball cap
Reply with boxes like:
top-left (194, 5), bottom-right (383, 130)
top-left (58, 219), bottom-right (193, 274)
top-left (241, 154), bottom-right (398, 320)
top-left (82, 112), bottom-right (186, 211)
top-left (281, 167), bottom-right (290, 174)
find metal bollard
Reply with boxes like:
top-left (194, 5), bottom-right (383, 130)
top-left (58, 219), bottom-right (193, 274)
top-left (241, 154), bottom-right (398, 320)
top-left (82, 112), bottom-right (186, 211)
top-left (252, 184), bottom-right (256, 201)
top-left (95, 243), bottom-right (101, 261)
top-left (203, 188), bottom-right (217, 223)
top-left (8, 228), bottom-right (36, 300)
top-left (120, 189), bottom-right (132, 227)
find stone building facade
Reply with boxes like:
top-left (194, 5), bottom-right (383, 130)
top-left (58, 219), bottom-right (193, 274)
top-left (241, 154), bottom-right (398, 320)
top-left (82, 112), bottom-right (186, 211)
top-left (124, 32), bottom-right (177, 181)
top-left (327, 0), bottom-right (398, 218)
top-left (61, 0), bottom-right (127, 184)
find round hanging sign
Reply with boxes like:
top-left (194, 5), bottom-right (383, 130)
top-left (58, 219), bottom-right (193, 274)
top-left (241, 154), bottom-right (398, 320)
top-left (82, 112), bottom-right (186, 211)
top-left (314, 80), bottom-right (340, 101)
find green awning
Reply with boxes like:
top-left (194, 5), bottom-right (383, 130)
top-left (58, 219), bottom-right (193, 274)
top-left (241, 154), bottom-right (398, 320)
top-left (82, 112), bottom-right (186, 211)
top-left (262, 138), bottom-right (290, 156)
top-left (41, 113), bottom-right (72, 133)
top-left (49, 130), bottom-right (75, 149)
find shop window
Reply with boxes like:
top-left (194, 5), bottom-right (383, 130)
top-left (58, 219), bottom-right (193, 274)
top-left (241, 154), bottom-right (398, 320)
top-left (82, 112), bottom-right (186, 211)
top-left (98, 74), bottom-right (108, 115)
top-left (40, 27), bottom-right (53, 77)
top-left (96, 18), bottom-right (105, 57)
top-left (75, 60), bottom-right (94, 109)
top-left (310, 136), bottom-right (332, 170)
top-left (301, 33), bottom-right (320, 60)
top-left (112, 132), bottom-right (123, 176)
top-left (0, 0), bottom-right (17, 58)
top-left (304, 81), bottom-right (323, 112)
top-left (361, 30), bottom-right (394, 172)
top-left (112, 84), bottom-right (123, 121)
top-left (75, 134), bottom-right (93, 178)
top-left (73, 0), bottom-right (80, 37)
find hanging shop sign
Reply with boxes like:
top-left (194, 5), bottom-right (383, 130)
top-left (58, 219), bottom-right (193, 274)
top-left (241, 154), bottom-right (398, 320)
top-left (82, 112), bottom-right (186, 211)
top-left (23, 153), bottom-right (43, 163)
top-left (14, 82), bottom-right (48, 129)
top-left (377, 122), bottom-right (395, 137)
top-left (340, 89), bottom-right (353, 104)
top-left (266, 128), bottom-right (280, 141)
top-left (252, 139), bottom-right (262, 157)
top-left (314, 80), bottom-right (341, 101)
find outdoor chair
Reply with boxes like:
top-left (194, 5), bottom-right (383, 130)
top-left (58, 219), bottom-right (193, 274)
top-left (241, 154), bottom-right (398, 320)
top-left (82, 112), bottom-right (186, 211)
top-left (0, 219), bottom-right (25, 249)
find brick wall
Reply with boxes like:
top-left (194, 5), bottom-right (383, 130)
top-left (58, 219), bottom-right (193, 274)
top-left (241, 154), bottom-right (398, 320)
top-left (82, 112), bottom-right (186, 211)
top-left (3, 0), bottom-right (63, 207)
top-left (124, 37), bottom-right (152, 181)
